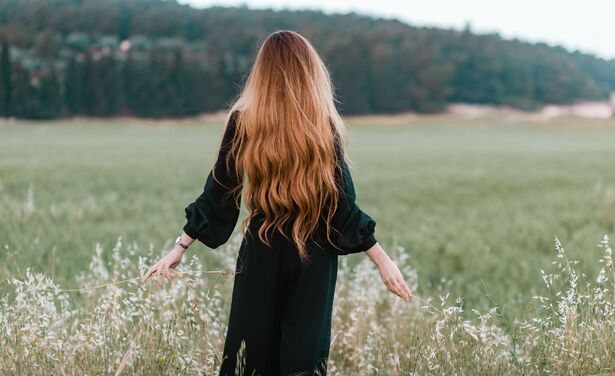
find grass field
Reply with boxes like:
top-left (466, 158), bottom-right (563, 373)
top-left (1, 115), bottom-right (615, 374)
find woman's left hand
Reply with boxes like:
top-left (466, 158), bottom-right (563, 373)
top-left (142, 247), bottom-right (185, 287)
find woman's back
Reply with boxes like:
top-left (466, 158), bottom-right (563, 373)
top-left (182, 109), bottom-right (378, 257)
top-left (215, 28), bottom-right (361, 261)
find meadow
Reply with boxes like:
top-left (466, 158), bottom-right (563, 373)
top-left (1, 115), bottom-right (614, 374)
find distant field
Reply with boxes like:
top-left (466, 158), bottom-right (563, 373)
top-left (2, 115), bottom-right (615, 312)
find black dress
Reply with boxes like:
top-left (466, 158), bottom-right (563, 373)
top-left (182, 110), bottom-right (377, 376)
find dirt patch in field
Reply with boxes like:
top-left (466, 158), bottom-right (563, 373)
top-left (2, 107), bottom-right (615, 130)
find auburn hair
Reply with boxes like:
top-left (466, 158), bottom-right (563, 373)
top-left (215, 30), bottom-right (350, 263)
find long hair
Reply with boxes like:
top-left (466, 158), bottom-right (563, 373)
top-left (219, 30), bottom-right (350, 263)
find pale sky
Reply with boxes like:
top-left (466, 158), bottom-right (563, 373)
top-left (180, 0), bottom-right (615, 60)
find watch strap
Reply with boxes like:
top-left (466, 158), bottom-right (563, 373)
top-left (176, 236), bottom-right (189, 250)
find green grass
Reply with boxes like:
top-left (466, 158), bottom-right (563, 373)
top-left (2, 115), bottom-right (615, 316)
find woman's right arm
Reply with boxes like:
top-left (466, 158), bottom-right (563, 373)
top-left (331, 141), bottom-right (412, 302)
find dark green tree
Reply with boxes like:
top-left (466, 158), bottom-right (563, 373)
top-left (0, 38), bottom-right (12, 117)
top-left (38, 67), bottom-right (63, 118)
top-left (64, 57), bottom-right (83, 114)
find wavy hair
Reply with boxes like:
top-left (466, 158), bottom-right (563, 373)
top-left (217, 30), bottom-right (349, 262)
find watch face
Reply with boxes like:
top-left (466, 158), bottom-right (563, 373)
top-left (175, 236), bottom-right (181, 245)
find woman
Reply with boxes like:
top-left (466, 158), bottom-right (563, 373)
top-left (143, 30), bottom-right (412, 376)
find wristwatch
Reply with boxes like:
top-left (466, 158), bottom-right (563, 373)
top-left (175, 236), bottom-right (189, 250)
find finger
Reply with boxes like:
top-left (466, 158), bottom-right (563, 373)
top-left (156, 272), bottom-right (162, 288)
top-left (400, 279), bottom-right (412, 300)
top-left (393, 278), bottom-right (408, 301)
top-left (397, 280), bottom-right (410, 302)
top-left (161, 266), bottom-right (173, 283)
top-left (142, 266), bottom-right (154, 282)
top-left (390, 280), bottom-right (405, 301)
top-left (385, 279), bottom-right (400, 298)
top-left (142, 263), bottom-right (159, 282)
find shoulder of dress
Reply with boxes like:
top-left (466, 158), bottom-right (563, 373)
top-left (226, 110), bottom-right (242, 133)
top-left (230, 109), bottom-right (241, 122)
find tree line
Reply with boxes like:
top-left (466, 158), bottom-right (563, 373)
top-left (0, 0), bottom-right (614, 119)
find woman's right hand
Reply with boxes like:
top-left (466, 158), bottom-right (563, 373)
top-left (366, 243), bottom-right (412, 302)
top-left (376, 258), bottom-right (412, 302)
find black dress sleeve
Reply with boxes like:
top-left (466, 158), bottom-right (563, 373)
top-left (329, 137), bottom-right (378, 255)
top-left (182, 111), bottom-right (242, 249)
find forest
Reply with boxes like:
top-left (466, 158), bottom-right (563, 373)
top-left (1, 0), bottom-right (614, 119)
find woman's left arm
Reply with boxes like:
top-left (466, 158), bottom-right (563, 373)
top-left (143, 111), bottom-right (242, 285)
